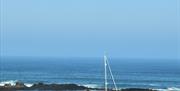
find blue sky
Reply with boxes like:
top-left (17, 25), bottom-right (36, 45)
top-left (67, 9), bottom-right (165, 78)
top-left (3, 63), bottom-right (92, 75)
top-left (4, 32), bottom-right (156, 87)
top-left (0, 0), bottom-right (180, 59)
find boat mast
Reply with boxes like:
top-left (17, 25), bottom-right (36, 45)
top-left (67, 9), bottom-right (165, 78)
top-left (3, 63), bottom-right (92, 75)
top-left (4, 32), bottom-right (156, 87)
top-left (106, 57), bottom-right (118, 91)
top-left (104, 54), bottom-right (118, 91)
top-left (104, 55), bottom-right (108, 91)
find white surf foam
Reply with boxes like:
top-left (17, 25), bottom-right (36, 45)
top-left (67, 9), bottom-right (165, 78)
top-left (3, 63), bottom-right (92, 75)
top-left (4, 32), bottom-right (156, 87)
top-left (24, 83), bottom-right (33, 87)
top-left (0, 80), bottom-right (33, 87)
top-left (156, 87), bottom-right (180, 91)
top-left (83, 84), bottom-right (99, 88)
top-left (0, 80), bottom-right (17, 86)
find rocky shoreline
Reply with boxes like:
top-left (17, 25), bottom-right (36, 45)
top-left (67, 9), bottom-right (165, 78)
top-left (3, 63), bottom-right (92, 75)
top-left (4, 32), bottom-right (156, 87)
top-left (0, 81), bottom-right (157, 91)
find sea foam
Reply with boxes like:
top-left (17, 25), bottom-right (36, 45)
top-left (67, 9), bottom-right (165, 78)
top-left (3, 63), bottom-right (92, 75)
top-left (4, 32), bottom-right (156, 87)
top-left (0, 80), bottom-right (33, 87)
top-left (83, 84), bottom-right (99, 88)
top-left (156, 87), bottom-right (180, 91)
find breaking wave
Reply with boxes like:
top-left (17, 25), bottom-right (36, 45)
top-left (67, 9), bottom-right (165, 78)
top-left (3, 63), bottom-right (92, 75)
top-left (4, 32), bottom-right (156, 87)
top-left (0, 80), bottom-right (33, 87)
top-left (155, 87), bottom-right (180, 91)
top-left (83, 84), bottom-right (99, 88)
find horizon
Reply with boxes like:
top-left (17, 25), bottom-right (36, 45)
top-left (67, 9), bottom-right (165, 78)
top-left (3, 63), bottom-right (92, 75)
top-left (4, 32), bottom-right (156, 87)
top-left (1, 55), bottom-right (180, 61)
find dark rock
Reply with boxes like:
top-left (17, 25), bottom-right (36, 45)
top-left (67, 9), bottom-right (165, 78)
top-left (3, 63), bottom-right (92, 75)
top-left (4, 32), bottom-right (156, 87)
top-left (4, 84), bottom-right (12, 88)
top-left (15, 81), bottom-right (26, 88)
top-left (0, 82), bottom-right (157, 91)
top-left (121, 88), bottom-right (157, 91)
top-left (31, 83), bottom-right (88, 90)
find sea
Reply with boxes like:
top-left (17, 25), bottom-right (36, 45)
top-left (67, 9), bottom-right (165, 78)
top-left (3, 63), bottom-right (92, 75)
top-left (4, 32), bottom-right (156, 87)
top-left (0, 57), bottom-right (180, 91)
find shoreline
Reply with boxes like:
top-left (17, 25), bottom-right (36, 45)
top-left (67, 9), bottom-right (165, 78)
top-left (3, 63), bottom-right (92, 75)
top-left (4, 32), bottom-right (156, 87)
top-left (1, 81), bottom-right (180, 91)
top-left (0, 81), bottom-right (157, 91)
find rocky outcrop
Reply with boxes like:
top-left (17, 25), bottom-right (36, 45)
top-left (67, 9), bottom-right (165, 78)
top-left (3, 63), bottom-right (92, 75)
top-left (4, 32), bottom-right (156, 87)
top-left (0, 82), bottom-right (157, 91)
top-left (30, 82), bottom-right (88, 90)
top-left (0, 82), bottom-right (88, 90)
top-left (15, 81), bottom-right (26, 88)
top-left (121, 88), bottom-right (157, 91)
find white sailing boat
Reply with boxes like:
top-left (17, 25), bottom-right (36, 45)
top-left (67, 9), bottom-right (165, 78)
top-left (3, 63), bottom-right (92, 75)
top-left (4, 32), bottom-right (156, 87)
top-left (104, 54), bottom-right (118, 91)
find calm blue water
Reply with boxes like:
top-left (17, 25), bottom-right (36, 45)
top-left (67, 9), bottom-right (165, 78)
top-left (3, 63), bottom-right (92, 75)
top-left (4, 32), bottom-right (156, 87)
top-left (0, 57), bottom-right (180, 89)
